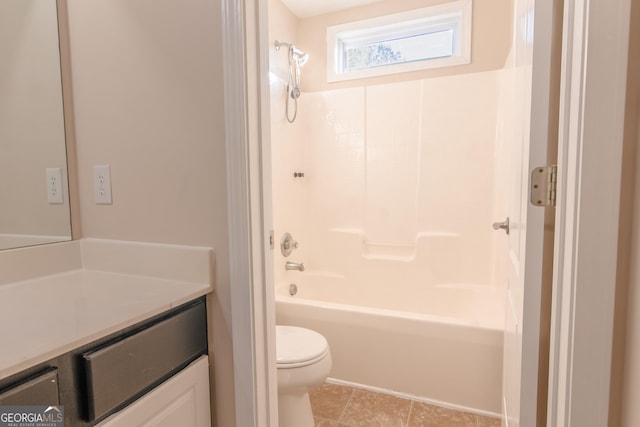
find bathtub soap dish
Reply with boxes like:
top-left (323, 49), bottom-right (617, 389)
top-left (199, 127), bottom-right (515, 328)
top-left (289, 284), bottom-right (298, 296)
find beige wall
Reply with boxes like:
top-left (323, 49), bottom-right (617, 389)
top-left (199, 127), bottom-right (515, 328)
top-left (610, 0), bottom-right (640, 424)
top-left (298, 0), bottom-right (514, 92)
top-left (620, 115), bottom-right (640, 427)
top-left (65, 1), bottom-right (234, 425)
top-left (619, 0), bottom-right (640, 421)
top-left (0, 0), bottom-right (71, 241)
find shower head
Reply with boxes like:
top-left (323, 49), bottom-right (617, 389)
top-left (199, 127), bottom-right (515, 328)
top-left (291, 46), bottom-right (309, 66)
top-left (274, 40), bottom-right (310, 66)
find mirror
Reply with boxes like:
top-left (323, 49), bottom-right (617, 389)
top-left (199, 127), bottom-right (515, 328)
top-left (0, 0), bottom-right (72, 250)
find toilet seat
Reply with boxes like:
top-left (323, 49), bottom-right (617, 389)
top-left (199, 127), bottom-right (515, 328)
top-left (276, 325), bottom-right (329, 369)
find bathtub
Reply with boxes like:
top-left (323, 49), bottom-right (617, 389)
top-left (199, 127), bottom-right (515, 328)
top-left (275, 275), bottom-right (504, 415)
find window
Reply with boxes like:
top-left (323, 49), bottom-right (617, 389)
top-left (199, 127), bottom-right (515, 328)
top-left (327, 0), bottom-right (472, 82)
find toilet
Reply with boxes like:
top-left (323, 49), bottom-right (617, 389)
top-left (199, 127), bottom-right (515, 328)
top-left (276, 325), bottom-right (332, 427)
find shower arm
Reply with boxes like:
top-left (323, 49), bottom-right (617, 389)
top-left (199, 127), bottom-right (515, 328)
top-left (274, 40), bottom-right (291, 51)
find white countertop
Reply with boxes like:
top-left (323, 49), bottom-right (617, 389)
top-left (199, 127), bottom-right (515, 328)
top-left (0, 239), bottom-right (214, 381)
top-left (0, 270), bottom-right (211, 380)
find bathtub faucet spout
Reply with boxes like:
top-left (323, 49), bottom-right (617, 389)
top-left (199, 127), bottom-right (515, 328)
top-left (285, 261), bottom-right (305, 272)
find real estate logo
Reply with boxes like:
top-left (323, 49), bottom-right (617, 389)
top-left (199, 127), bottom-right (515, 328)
top-left (0, 406), bottom-right (63, 427)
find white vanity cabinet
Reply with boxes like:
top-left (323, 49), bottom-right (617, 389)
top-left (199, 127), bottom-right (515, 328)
top-left (97, 356), bottom-right (211, 427)
top-left (0, 240), bottom-right (215, 426)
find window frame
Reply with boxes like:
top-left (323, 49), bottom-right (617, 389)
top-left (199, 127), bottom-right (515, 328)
top-left (326, 0), bottom-right (473, 82)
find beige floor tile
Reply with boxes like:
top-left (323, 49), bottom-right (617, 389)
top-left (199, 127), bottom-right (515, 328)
top-left (310, 382), bottom-right (354, 420)
top-left (477, 415), bottom-right (502, 427)
top-left (408, 402), bottom-right (477, 427)
top-left (310, 382), bottom-right (499, 427)
top-left (315, 417), bottom-right (341, 426)
top-left (339, 389), bottom-right (411, 427)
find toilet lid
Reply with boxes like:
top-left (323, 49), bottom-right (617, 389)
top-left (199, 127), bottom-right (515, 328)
top-left (276, 325), bottom-right (328, 366)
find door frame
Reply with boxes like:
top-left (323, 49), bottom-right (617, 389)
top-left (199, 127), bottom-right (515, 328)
top-left (221, 0), bottom-right (634, 425)
top-left (547, 0), bottom-right (632, 425)
top-left (221, 0), bottom-right (278, 425)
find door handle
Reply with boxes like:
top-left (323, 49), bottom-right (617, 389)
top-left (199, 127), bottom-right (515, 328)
top-left (492, 217), bottom-right (510, 235)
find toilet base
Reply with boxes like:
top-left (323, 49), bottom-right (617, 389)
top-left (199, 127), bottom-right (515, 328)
top-left (278, 390), bottom-right (314, 427)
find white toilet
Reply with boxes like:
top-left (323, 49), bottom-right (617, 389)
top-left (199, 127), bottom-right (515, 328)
top-left (276, 325), bottom-right (332, 427)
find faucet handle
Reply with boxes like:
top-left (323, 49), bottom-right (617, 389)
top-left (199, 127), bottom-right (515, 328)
top-left (280, 233), bottom-right (299, 257)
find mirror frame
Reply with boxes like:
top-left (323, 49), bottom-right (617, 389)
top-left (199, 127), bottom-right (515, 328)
top-left (57, 0), bottom-right (80, 242)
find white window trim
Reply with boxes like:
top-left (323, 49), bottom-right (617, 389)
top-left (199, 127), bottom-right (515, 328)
top-left (326, 0), bottom-right (472, 82)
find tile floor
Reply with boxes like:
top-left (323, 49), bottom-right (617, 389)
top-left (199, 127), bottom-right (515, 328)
top-left (309, 382), bottom-right (501, 427)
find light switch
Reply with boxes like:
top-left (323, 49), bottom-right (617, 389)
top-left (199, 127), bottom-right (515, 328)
top-left (46, 168), bottom-right (63, 204)
top-left (93, 165), bottom-right (112, 204)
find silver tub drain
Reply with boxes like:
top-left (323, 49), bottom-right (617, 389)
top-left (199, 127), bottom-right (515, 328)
top-left (289, 283), bottom-right (298, 296)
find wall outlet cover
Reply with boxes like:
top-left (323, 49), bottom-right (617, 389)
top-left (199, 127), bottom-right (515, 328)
top-left (46, 167), bottom-right (64, 204)
top-left (93, 165), bottom-right (113, 204)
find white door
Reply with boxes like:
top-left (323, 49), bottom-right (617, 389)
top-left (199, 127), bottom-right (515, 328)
top-left (501, 0), bottom-right (556, 426)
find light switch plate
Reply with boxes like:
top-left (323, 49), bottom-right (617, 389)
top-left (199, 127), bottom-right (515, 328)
top-left (93, 165), bottom-right (112, 204)
top-left (46, 168), bottom-right (63, 204)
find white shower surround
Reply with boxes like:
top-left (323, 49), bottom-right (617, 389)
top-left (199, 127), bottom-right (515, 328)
top-left (272, 70), bottom-right (509, 287)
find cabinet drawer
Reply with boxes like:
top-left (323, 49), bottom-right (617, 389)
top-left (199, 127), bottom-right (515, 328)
top-left (82, 301), bottom-right (207, 421)
top-left (96, 356), bottom-right (211, 427)
top-left (0, 369), bottom-right (59, 406)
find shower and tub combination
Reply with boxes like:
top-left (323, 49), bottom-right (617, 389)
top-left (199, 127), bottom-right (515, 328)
top-left (275, 231), bottom-right (504, 414)
top-left (270, 29), bottom-right (510, 417)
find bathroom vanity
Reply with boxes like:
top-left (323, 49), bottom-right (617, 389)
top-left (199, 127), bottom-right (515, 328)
top-left (0, 239), bottom-right (214, 426)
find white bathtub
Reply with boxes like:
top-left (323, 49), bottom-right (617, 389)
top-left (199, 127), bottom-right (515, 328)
top-left (275, 275), bottom-right (504, 415)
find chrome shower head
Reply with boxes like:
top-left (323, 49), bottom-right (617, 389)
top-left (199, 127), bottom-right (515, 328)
top-left (274, 40), bottom-right (309, 66)
top-left (291, 46), bottom-right (309, 66)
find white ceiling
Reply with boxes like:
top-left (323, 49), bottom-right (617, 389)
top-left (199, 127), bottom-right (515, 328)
top-left (280, 0), bottom-right (384, 18)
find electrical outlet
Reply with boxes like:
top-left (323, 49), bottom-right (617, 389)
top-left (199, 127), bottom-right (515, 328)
top-left (46, 168), bottom-right (63, 204)
top-left (93, 165), bottom-right (112, 204)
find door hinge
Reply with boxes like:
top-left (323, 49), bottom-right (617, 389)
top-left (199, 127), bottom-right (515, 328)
top-left (530, 165), bottom-right (557, 207)
top-left (269, 230), bottom-right (275, 250)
